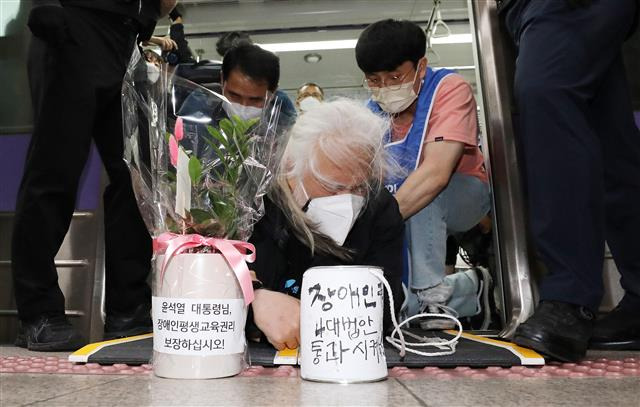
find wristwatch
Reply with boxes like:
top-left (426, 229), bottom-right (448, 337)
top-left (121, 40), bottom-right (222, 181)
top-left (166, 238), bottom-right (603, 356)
top-left (252, 279), bottom-right (264, 291)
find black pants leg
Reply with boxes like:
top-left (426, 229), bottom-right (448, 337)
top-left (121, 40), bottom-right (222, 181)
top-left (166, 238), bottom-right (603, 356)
top-left (592, 55), bottom-right (640, 308)
top-left (12, 31), bottom-right (96, 322)
top-left (12, 6), bottom-right (150, 321)
top-left (507, 0), bottom-right (639, 310)
top-left (94, 88), bottom-right (152, 316)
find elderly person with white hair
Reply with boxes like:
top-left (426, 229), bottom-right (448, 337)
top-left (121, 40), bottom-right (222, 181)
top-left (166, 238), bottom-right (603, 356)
top-left (248, 99), bottom-right (405, 351)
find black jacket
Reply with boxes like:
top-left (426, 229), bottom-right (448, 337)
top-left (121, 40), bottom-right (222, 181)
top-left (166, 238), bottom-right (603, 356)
top-left (61, 0), bottom-right (159, 40)
top-left (249, 188), bottom-right (405, 333)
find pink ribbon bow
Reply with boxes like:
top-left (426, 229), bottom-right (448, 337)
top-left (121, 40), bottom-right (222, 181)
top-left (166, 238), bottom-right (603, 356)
top-left (153, 232), bottom-right (256, 305)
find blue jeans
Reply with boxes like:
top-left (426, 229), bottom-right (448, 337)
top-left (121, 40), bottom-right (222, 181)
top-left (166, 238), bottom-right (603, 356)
top-left (405, 173), bottom-right (491, 317)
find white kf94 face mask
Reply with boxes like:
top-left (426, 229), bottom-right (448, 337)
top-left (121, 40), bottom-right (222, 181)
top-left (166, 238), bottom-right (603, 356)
top-left (298, 96), bottom-right (322, 112)
top-left (305, 193), bottom-right (366, 246)
top-left (146, 62), bottom-right (160, 84)
top-left (370, 67), bottom-right (423, 114)
top-left (222, 100), bottom-right (263, 121)
top-left (371, 80), bottom-right (419, 114)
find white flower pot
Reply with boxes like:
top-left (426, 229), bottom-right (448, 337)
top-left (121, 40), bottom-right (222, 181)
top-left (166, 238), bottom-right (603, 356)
top-left (152, 253), bottom-right (247, 379)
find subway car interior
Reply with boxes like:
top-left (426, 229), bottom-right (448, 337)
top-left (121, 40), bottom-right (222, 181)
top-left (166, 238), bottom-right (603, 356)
top-left (1, 0), bottom-right (639, 405)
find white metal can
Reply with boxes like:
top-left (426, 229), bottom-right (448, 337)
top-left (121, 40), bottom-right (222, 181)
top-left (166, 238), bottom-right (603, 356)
top-left (299, 265), bottom-right (388, 383)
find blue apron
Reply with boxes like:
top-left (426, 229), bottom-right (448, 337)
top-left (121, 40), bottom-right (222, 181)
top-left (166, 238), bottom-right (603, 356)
top-left (367, 67), bottom-right (455, 289)
top-left (367, 67), bottom-right (455, 193)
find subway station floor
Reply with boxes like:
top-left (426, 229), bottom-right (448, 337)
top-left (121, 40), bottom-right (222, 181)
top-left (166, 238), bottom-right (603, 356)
top-left (1, 345), bottom-right (639, 407)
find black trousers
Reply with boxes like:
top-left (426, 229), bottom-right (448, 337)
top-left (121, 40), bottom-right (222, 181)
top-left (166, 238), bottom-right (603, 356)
top-left (12, 6), bottom-right (151, 322)
top-left (505, 0), bottom-right (640, 310)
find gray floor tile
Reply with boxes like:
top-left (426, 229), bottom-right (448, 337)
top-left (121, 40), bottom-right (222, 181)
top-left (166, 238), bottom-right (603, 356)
top-left (21, 376), bottom-right (422, 407)
top-left (2, 346), bottom-right (639, 406)
top-left (397, 376), bottom-right (640, 407)
top-left (0, 374), bottom-right (123, 407)
top-left (0, 345), bottom-right (71, 359)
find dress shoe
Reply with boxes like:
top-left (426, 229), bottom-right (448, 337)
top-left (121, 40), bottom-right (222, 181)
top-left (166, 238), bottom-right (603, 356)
top-left (104, 302), bottom-right (152, 340)
top-left (15, 315), bottom-right (85, 351)
top-left (512, 301), bottom-right (594, 362)
top-left (590, 304), bottom-right (640, 350)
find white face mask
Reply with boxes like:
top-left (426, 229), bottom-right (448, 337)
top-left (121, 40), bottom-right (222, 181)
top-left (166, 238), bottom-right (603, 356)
top-left (298, 96), bottom-right (322, 112)
top-left (305, 193), bottom-right (366, 246)
top-left (222, 100), bottom-right (263, 121)
top-left (146, 62), bottom-right (160, 84)
top-left (370, 68), bottom-right (422, 114)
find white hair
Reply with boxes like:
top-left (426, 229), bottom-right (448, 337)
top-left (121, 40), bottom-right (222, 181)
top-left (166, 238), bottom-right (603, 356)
top-left (272, 98), bottom-right (396, 258)
top-left (283, 98), bottom-right (391, 189)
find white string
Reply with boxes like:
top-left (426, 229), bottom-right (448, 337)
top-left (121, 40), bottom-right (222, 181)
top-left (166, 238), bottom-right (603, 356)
top-left (368, 269), bottom-right (463, 358)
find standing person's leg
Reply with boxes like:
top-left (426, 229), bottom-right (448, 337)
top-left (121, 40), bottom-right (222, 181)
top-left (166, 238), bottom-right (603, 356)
top-left (508, 0), bottom-right (638, 361)
top-left (80, 9), bottom-right (153, 338)
top-left (12, 7), bottom-right (95, 350)
top-left (589, 54), bottom-right (640, 349)
top-left (95, 88), bottom-right (153, 338)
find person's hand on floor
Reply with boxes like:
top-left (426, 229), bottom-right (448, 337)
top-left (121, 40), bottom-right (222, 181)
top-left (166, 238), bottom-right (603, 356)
top-left (252, 289), bottom-right (300, 351)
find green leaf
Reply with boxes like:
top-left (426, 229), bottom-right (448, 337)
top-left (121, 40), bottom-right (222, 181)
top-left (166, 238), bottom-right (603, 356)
top-left (230, 116), bottom-right (247, 135)
top-left (202, 143), bottom-right (232, 180)
top-left (165, 170), bottom-right (177, 182)
top-left (189, 208), bottom-right (212, 224)
top-left (245, 117), bottom-right (259, 130)
top-left (188, 156), bottom-right (202, 184)
top-left (230, 115), bottom-right (259, 135)
top-left (218, 119), bottom-right (236, 145)
top-left (206, 125), bottom-right (230, 150)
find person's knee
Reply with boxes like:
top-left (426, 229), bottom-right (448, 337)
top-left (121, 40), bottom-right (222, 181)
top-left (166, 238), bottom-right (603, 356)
top-left (514, 58), bottom-right (583, 106)
top-left (411, 195), bottom-right (447, 224)
top-left (514, 76), bottom-right (559, 107)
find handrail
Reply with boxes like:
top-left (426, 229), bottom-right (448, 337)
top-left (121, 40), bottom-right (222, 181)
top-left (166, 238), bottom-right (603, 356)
top-left (469, 0), bottom-right (536, 338)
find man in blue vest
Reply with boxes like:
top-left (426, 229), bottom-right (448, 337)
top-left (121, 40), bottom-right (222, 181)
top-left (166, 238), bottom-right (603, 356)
top-left (355, 19), bottom-right (491, 328)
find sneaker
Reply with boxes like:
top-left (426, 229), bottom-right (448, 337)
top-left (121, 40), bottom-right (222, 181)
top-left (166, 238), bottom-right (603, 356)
top-left (104, 302), bottom-right (152, 340)
top-left (419, 303), bottom-right (459, 330)
top-left (15, 315), bottom-right (85, 352)
top-left (466, 266), bottom-right (494, 330)
top-left (415, 284), bottom-right (457, 330)
top-left (590, 303), bottom-right (640, 350)
top-left (513, 301), bottom-right (594, 362)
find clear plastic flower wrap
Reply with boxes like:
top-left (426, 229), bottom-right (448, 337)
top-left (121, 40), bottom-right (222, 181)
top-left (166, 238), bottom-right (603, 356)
top-left (121, 48), bottom-right (283, 379)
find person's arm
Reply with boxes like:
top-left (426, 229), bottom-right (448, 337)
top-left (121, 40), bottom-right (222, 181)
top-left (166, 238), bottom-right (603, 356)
top-left (362, 190), bottom-right (405, 332)
top-left (144, 35), bottom-right (178, 51)
top-left (395, 140), bottom-right (464, 219)
top-left (247, 201), bottom-right (300, 350)
top-left (395, 75), bottom-right (479, 219)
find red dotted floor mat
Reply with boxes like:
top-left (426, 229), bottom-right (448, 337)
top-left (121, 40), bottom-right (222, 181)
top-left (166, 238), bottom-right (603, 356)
top-left (2, 357), bottom-right (639, 379)
top-left (0, 357), bottom-right (152, 375)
